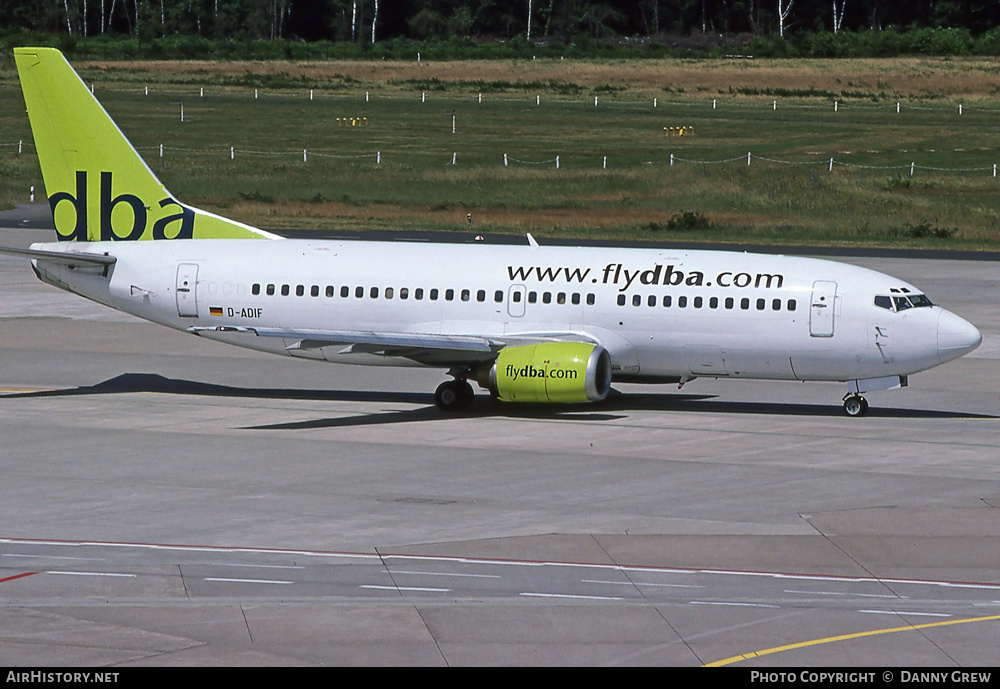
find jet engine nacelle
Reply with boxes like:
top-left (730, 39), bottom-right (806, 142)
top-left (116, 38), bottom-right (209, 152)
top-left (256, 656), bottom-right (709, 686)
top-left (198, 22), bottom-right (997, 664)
top-left (483, 342), bottom-right (612, 403)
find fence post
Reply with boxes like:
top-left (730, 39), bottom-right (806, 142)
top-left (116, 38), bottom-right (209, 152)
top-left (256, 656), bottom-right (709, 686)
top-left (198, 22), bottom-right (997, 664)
top-left (452, 152), bottom-right (457, 165)
top-left (231, 147), bottom-right (234, 160)
top-left (452, 114), bottom-right (456, 134)
top-left (910, 162), bottom-right (915, 176)
top-left (30, 186), bottom-right (34, 202)
top-left (160, 144), bottom-right (163, 158)
top-left (713, 99), bottom-right (717, 109)
top-left (834, 101), bottom-right (838, 112)
top-left (556, 156), bottom-right (560, 169)
top-left (670, 154), bottom-right (674, 166)
top-left (747, 152), bottom-right (751, 166)
top-left (829, 157), bottom-right (833, 172)
top-left (504, 154), bottom-right (508, 167)
top-left (653, 97), bottom-right (657, 108)
top-left (303, 149), bottom-right (307, 163)
top-left (603, 155), bottom-right (607, 169)
top-left (377, 151), bottom-right (381, 164)
top-left (18, 140), bottom-right (22, 155)
top-left (897, 102), bottom-right (900, 113)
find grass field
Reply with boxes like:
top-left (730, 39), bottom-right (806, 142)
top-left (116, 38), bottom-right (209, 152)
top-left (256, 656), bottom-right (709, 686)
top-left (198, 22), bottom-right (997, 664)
top-left (3, 56), bottom-right (1000, 248)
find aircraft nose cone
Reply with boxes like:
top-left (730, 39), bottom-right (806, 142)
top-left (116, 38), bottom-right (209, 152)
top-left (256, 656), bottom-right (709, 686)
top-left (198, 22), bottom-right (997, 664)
top-left (937, 310), bottom-right (982, 363)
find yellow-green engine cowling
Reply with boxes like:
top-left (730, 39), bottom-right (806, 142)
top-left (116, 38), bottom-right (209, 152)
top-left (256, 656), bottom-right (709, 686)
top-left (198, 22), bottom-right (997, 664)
top-left (482, 342), bottom-right (612, 403)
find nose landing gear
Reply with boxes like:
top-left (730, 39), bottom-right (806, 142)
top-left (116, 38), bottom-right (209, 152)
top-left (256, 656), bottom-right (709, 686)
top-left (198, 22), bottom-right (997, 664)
top-left (842, 393), bottom-right (869, 417)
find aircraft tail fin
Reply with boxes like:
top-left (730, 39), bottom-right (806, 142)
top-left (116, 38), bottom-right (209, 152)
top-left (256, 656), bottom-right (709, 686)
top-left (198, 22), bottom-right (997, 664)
top-left (14, 47), bottom-right (278, 241)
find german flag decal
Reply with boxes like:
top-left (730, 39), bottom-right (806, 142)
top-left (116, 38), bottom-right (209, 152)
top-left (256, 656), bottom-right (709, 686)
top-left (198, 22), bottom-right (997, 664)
top-left (209, 306), bottom-right (223, 316)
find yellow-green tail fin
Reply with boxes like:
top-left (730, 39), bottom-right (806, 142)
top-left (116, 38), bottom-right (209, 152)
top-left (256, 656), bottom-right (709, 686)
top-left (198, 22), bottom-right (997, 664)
top-left (14, 47), bottom-right (277, 241)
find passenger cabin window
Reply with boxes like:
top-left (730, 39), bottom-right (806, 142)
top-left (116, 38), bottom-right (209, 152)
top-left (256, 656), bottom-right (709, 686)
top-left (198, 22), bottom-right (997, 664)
top-left (385, 287), bottom-right (394, 299)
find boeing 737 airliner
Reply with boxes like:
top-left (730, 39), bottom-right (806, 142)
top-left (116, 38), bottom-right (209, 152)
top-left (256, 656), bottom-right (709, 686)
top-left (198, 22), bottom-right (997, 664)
top-left (0, 48), bottom-right (983, 416)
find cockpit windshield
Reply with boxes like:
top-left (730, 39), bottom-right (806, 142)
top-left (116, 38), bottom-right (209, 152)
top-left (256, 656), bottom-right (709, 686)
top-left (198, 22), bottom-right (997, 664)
top-left (874, 293), bottom-right (934, 311)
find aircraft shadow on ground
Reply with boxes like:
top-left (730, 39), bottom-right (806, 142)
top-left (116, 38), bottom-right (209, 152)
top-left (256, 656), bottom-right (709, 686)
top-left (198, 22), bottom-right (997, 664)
top-left (2, 372), bottom-right (994, 429)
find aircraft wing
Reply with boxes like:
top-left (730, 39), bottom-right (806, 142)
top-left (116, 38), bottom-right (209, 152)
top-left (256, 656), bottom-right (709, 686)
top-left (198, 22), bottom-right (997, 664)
top-left (190, 326), bottom-right (599, 365)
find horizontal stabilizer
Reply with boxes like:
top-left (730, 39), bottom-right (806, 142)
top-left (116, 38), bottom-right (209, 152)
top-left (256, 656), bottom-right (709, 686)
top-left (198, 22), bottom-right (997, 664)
top-left (0, 245), bottom-right (116, 266)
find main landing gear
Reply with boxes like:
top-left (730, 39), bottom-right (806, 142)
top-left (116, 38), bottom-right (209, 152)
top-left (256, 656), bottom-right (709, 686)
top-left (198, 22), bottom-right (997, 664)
top-left (435, 378), bottom-right (475, 412)
top-left (842, 394), bottom-right (869, 418)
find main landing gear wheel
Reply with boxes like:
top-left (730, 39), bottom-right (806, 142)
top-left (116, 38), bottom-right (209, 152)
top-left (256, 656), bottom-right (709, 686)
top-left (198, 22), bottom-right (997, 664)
top-left (435, 379), bottom-right (475, 412)
top-left (842, 394), bottom-right (869, 418)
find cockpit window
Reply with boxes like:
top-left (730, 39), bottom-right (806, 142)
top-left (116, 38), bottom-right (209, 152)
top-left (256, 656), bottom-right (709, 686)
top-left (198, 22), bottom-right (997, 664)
top-left (876, 293), bottom-right (934, 312)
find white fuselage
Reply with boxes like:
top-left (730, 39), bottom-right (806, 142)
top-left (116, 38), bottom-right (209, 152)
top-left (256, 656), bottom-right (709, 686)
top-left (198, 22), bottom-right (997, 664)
top-left (28, 239), bottom-right (982, 386)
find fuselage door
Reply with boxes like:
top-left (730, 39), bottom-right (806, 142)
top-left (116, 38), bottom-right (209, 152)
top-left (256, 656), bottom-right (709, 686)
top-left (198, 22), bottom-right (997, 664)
top-left (176, 263), bottom-right (199, 317)
top-left (507, 284), bottom-right (526, 318)
top-left (809, 280), bottom-right (837, 337)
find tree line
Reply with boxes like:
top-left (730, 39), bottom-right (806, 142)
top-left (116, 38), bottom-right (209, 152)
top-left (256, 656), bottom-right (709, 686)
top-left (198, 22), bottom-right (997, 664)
top-left (2, 1), bottom-right (999, 54)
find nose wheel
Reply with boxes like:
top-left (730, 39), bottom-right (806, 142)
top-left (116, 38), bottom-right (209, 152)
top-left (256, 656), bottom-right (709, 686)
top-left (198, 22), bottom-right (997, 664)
top-left (435, 379), bottom-right (475, 412)
top-left (842, 394), bottom-right (869, 417)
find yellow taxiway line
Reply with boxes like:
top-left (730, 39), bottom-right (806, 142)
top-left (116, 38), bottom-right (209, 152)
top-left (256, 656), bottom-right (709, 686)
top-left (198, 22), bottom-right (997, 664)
top-left (705, 614), bottom-right (1000, 666)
